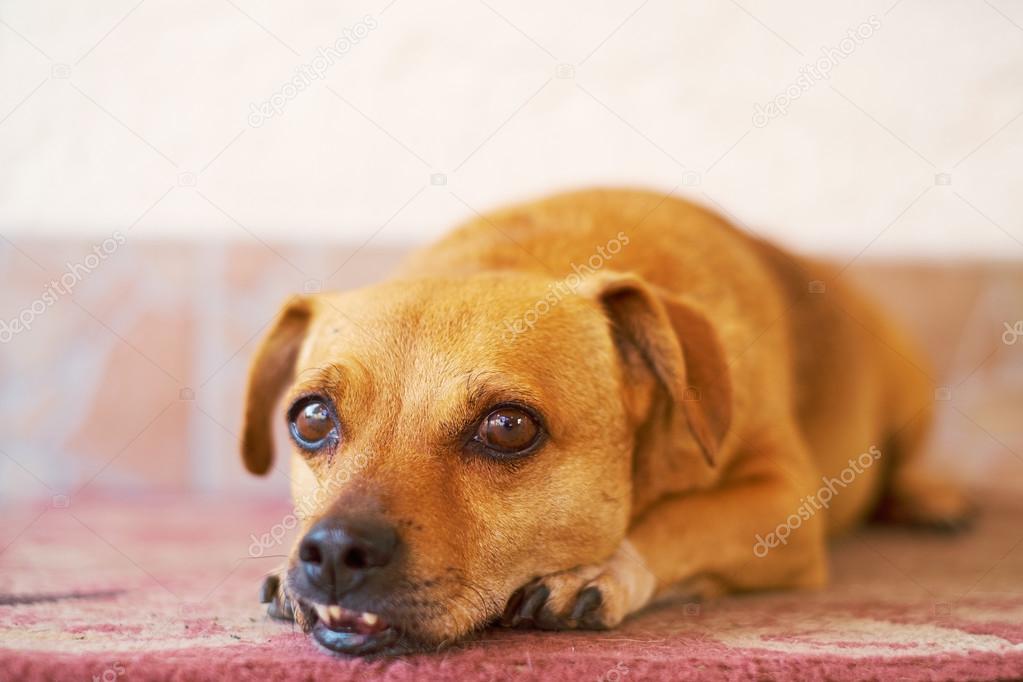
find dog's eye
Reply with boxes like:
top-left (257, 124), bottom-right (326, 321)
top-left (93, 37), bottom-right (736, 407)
top-left (289, 397), bottom-right (339, 451)
top-left (476, 406), bottom-right (541, 456)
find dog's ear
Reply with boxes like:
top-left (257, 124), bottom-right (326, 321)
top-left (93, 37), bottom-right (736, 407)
top-left (240, 296), bottom-right (315, 475)
top-left (584, 273), bottom-right (731, 467)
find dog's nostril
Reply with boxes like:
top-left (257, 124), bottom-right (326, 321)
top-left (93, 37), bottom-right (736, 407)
top-left (342, 546), bottom-right (368, 570)
top-left (299, 539), bottom-right (323, 565)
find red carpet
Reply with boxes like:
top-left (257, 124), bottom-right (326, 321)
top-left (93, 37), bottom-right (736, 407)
top-left (1, 494), bottom-right (1021, 681)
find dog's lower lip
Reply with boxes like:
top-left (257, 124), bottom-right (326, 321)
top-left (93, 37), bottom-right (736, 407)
top-left (312, 620), bottom-right (399, 655)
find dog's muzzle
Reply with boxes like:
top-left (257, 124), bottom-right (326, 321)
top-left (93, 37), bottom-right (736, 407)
top-left (296, 515), bottom-right (403, 654)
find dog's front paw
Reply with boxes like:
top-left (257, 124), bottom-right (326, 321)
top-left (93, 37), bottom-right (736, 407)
top-left (259, 572), bottom-right (296, 622)
top-left (501, 540), bottom-right (657, 631)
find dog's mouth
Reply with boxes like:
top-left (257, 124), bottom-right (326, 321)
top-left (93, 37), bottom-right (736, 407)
top-left (308, 602), bottom-right (402, 655)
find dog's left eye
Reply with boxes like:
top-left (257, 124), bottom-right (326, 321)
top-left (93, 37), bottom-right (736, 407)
top-left (288, 397), bottom-right (339, 451)
top-left (474, 406), bottom-right (542, 457)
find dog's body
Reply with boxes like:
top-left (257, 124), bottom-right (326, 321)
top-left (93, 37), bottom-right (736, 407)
top-left (243, 188), bottom-right (969, 655)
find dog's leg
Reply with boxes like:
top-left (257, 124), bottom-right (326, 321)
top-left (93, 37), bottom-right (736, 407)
top-left (875, 407), bottom-right (976, 532)
top-left (259, 572), bottom-right (295, 622)
top-left (504, 425), bottom-right (828, 630)
top-left (628, 473), bottom-right (829, 599)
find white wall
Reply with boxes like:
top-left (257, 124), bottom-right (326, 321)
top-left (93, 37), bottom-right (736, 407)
top-left (1, 0), bottom-right (1022, 259)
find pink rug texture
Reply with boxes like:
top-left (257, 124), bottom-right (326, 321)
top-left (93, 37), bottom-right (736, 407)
top-left (1, 493), bottom-right (1021, 681)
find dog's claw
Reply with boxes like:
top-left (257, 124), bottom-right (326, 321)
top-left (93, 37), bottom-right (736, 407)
top-left (502, 577), bottom-right (609, 631)
top-left (570, 586), bottom-right (603, 624)
top-left (500, 586), bottom-right (526, 626)
top-left (517, 584), bottom-right (549, 625)
top-left (259, 574), bottom-right (279, 604)
top-left (503, 580), bottom-right (550, 628)
top-left (501, 543), bottom-right (654, 632)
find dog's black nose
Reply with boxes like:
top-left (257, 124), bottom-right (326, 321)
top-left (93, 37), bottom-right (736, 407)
top-left (298, 516), bottom-right (398, 596)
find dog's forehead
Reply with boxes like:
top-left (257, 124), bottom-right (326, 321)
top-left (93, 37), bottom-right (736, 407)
top-left (318, 276), bottom-right (588, 341)
top-left (299, 275), bottom-right (610, 387)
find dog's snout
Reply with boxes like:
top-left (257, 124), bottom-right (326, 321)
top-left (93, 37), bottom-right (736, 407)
top-left (299, 516), bottom-right (399, 596)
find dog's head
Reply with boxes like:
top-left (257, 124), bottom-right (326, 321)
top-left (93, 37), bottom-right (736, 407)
top-left (241, 271), bottom-right (730, 654)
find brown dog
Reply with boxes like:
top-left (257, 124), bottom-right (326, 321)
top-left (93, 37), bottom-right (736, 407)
top-left (241, 188), bottom-right (970, 655)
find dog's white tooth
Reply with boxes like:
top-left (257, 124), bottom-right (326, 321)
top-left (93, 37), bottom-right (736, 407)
top-left (315, 604), bottom-right (331, 623)
top-left (328, 605), bottom-right (343, 622)
top-left (361, 612), bottom-right (378, 626)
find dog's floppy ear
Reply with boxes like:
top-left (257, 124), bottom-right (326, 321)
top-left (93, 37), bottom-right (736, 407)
top-left (240, 296), bottom-right (314, 475)
top-left (584, 273), bottom-right (731, 467)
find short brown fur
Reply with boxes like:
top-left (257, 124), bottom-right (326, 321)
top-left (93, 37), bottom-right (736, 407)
top-left (241, 188), bottom-right (969, 652)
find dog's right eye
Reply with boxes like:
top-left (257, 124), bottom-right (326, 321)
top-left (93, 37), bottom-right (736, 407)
top-left (472, 404), bottom-right (544, 459)
top-left (288, 397), bottom-right (339, 451)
